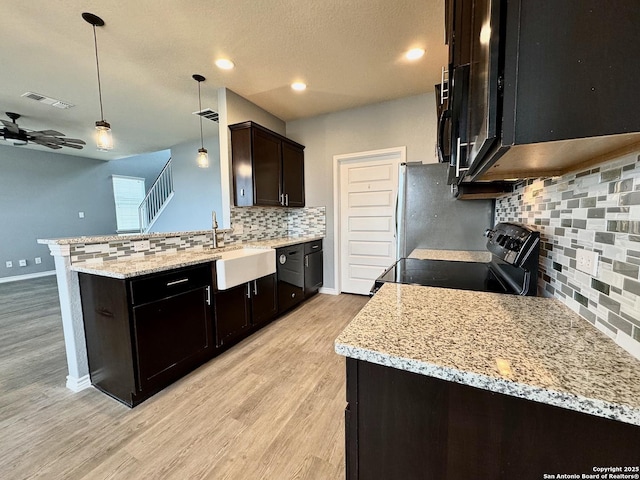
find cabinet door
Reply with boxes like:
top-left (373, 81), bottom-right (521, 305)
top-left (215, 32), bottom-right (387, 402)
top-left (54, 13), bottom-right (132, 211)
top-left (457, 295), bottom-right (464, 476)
top-left (132, 287), bottom-right (212, 393)
top-left (449, 0), bottom-right (473, 68)
top-left (213, 284), bottom-right (251, 347)
top-left (252, 128), bottom-right (283, 206)
top-left (281, 141), bottom-right (305, 207)
top-left (231, 127), bottom-right (254, 206)
top-left (304, 250), bottom-right (323, 297)
top-left (251, 274), bottom-right (277, 326)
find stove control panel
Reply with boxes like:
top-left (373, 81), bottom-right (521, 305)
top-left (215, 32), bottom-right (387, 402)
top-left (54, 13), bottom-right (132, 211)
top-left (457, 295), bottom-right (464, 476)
top-left (485, 222), bottom-right (540, 267)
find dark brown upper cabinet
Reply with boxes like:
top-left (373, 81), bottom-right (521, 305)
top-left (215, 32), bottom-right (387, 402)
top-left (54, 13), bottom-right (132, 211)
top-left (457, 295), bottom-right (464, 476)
top-left (230, 121), bottom-right (305, 207)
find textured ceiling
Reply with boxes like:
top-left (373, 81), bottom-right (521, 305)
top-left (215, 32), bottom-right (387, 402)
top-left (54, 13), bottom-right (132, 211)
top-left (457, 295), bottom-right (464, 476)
top-left (0, 0), bottom-right (446, 160)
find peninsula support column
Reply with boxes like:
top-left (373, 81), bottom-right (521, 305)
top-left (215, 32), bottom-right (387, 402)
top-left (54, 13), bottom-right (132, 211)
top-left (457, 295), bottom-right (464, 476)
top-left (47, 244), bottom-right (91, 392)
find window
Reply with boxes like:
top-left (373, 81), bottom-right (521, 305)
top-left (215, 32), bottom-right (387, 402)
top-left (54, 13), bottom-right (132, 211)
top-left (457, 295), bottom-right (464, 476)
top-left (112, 175), bottom-right (145, 232)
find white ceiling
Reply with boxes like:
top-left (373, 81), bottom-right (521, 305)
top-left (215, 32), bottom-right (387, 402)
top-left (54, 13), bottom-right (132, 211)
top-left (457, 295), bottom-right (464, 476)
top-left (0, 0), bottom-right (446, 160)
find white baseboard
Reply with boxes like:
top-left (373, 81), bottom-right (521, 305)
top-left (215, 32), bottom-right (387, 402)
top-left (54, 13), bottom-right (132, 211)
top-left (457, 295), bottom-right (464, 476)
top-left (319, 287), bottom-right (339, 295)
top-left (0, 270), bottom-right (56, 284)
top-left (66, 374), bottom-right (92, 392)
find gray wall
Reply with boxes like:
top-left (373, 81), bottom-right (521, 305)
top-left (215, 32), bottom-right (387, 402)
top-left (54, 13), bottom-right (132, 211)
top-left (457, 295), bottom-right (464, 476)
top-left (225, 89), bottom-right (286, 134)
top-left (286, 92), bottom-right (437, 290)
top-left (150, 136), bottom-right (223, 233)
top-left (0, 145), bottom-right (167, 279)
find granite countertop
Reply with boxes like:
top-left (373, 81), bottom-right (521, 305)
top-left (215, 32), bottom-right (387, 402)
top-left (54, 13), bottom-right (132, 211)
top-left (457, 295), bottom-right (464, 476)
top-left (37, 229), bottom-right (232, 246)
top-left (409, 248), bottom-right (492, 262)
top-left (70, 235), bottom-right (324, 279)
top-left (335, 282), bottom-right (640, 426)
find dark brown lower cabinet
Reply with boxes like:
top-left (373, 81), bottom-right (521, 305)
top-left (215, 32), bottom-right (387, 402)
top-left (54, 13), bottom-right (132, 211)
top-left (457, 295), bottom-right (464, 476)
top-left (213, 283), bottom-right (251, 348)
top-left (345, 358), bottom-right (640, 480)
top-left (251, 274), bottom-right (278, 326)
top-left (79, 264), bottom-right (214, 407)
top-left (133, 288), bottom-right (210, 393)
top-left (213, 273), bottom-right (278, 348)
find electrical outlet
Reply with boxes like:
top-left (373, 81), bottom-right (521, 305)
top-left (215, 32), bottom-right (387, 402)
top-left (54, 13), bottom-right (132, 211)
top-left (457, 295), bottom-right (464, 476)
top-left (19, 259), bottom-right (27, 267)
top-left (5, 261), bottom-right (12, 268)
top-left (133, 240), bottom-right (151, 252)
top-left (35, 257), bottom-right (42, 264)
top-left (78, 211), bottom-right (85, 219)
top-left (576, 249), bottom-right (598, 276)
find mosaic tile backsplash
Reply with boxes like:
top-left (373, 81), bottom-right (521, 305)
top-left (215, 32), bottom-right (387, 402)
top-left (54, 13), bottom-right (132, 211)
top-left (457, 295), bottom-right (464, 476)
top-left (69, 232), bottom-right (227, 264)
top-left (68, 206), bottom-right (325, 264)
top-left (225, 206), bottom-right (326, 243)
top-left (495, 151), bottom-right (640, 356)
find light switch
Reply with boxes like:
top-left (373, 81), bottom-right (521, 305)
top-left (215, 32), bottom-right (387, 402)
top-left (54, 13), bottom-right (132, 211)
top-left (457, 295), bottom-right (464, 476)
top-left (78, 211), bottom-right (85, 218)
top-left (19, 259), bottom-right (27, 267)
top-left (5, 261), bottom-right (12, 268)
top-left (35, 257), bottom-right (42, 264)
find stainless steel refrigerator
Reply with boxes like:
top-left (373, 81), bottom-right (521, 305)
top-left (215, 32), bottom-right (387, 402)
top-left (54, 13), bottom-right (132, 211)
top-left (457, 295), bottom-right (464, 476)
top-left (396, 163), bottom-right (494, 258)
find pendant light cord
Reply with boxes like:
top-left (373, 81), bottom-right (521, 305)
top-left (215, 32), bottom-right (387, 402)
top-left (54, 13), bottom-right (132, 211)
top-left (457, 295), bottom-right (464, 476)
top-left (198, 81), bottom-right (204, 149)
top-left (92, 25), bottom-right (105, 121)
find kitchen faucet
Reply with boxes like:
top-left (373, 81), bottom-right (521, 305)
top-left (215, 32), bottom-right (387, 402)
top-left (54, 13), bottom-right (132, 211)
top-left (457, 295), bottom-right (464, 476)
top-left (212, 211), bottom-right (219, 249)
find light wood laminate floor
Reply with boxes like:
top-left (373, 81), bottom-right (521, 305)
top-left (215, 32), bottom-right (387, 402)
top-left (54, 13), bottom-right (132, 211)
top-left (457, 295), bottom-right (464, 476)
top-left (0, 276), bottom-right (368, 480)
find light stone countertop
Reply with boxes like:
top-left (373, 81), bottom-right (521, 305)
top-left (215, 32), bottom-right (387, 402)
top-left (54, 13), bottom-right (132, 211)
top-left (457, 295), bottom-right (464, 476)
top-left (37, 229), bottom-right (233, 246)
top-left (71, 235), bottom-right (324, 279)
top-left (335, 282), bottom-right (640, 426)
top-left (409, 248), bottom-right (492, 262)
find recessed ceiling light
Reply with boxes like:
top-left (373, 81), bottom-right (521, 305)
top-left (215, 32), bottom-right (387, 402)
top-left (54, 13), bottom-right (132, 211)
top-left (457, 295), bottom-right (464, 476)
top-left (405, 48), bottom-right (425, 61)
top-left (291, 82), bottom-right (307, 91)
top-left (215, 59), bottom-right (235, 70)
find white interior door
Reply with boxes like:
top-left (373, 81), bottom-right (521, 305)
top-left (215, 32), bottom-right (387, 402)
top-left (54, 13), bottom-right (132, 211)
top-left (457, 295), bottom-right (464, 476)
top-left (338, 149), bottom-right (402, 295)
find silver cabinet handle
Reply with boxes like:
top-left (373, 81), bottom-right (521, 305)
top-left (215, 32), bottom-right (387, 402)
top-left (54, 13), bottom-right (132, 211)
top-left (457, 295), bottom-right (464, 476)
top-left (455, 139), bottom-right (472, 178)
top-left (305, 256), bottom-right (309, 267)
top-left (167, 278), bottom-right (189, 287)
top-left (253, 280), bottom-right (258, 295)
top-left (312, 245), bottom-right (319, 249)
top-left (285, 193), bottom-right (289, 206)
top-left (246, 283), bottom-right (251, 298)
top-left (206, 285), bottom-right (211, 306)
top-left (280, 193), bottom-right (285, 206)
top-left (441, 66), bottom-right (449, 104)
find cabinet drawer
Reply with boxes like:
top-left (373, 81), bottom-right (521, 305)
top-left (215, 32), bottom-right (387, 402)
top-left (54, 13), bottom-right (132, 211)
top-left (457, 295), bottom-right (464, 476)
top-left (130, 264), bottom-right (211, 305)
top-left (304, 239), bottom-right (322, 254)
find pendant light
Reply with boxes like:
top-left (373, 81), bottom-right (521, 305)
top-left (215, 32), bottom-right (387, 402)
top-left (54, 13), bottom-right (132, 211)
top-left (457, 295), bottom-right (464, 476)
top-left (193, 74), bottom-right (209, 168)
top-left (82, 12), bottom-right (113, 151)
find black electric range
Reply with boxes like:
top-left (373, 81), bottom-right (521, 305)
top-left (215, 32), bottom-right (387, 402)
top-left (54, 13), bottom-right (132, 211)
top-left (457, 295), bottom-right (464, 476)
top-left (372, 222), bottom-right (540, 296)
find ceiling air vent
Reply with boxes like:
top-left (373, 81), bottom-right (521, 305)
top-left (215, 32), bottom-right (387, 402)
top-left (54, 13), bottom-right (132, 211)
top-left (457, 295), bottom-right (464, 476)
top-left (21, 92), bottom-right (75, 109)
top-left (193, 108), bottom-right (219, 123)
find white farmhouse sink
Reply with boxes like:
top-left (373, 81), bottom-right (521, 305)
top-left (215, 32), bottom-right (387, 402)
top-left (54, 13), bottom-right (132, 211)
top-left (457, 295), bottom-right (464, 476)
top-left (215, 248), bottom-right (276, 290)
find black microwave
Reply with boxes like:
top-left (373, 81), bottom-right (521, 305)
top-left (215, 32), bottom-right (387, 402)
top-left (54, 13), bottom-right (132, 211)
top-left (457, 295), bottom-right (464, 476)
top-left (441, 0), bottom-right (640, 183)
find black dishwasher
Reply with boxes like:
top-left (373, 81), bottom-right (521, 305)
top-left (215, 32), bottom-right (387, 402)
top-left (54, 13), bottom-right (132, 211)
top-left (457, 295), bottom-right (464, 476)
top-left (277, 244), bottom-right (305, 313)
top-left (304, 239), bottom-right (323, 297)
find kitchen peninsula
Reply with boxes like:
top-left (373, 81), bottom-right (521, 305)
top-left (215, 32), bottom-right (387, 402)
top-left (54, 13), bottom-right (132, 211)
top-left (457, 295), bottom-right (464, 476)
top-left (38, 205), bottom-right (326, 395)
top-left (336, 283), bottom-right (640, 479)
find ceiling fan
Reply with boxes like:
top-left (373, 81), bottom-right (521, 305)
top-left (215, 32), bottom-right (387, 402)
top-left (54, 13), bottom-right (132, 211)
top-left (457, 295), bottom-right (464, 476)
top-left (0, 112), bottom-right (86, 150)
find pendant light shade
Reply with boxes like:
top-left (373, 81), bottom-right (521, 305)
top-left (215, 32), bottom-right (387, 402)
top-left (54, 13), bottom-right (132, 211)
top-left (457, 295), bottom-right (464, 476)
top-left (83, 12), bottom-right (113, 151)
top-left (197, 147), bottom-right (209, 168)
top-left (95, 120), bottom-right (113, 151)
top-left (193, 74), bottom-right (209, 168)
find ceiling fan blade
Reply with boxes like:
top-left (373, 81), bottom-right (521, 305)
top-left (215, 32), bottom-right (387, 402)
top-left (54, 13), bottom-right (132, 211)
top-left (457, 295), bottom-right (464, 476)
top-left (39, 143), bottom-right (63, 149)
top-left (30, 136), bottom-right (64, 144)
top-left (30, 130), bottom-right (65, 137)
top-left (1, 120), bottom-right (20, 134)
top-left (61, 138), bottom-right (86, 145)
top-left (61, 142), bottom-right (84, 150)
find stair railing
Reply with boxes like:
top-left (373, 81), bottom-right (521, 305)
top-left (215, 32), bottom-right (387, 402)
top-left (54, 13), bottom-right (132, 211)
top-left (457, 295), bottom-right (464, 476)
top-left (139, 157), bottom-right (174, 232)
